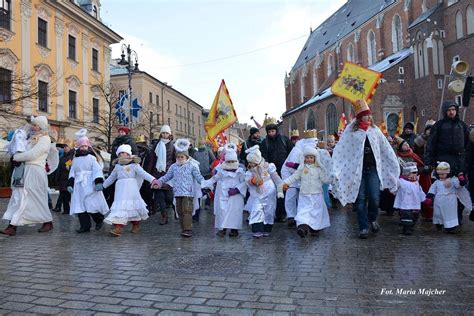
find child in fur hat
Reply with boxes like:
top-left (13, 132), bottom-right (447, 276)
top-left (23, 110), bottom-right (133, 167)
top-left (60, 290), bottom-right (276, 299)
top-left (280, 145), bottom-right (331, 238)
top-left (157, 139), bottom-right (205, 237)
top-left (103, 144), bottom-right (160, 237)
top-left (244, 145), bottom-right (283, 238)
top-left (425, 162), bottom-right (472, 233)
top-left (67, 136), bottom-right (109, 233)
top-left (202, 147), bottom-right (247, 237)
top-left (390, 162), bottom-right (426, 235)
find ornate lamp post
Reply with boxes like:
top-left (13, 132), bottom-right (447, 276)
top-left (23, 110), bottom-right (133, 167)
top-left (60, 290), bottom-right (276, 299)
top-left (117, 43), bottom-right (139, 128)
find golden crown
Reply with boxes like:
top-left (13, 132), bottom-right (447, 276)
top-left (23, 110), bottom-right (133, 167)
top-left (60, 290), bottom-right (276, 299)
top-left (303, 129), bottom-right (317, 138)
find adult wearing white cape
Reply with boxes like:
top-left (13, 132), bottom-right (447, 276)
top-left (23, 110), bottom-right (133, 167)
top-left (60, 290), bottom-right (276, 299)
top-left (331, 100), bottom-right (399, 239)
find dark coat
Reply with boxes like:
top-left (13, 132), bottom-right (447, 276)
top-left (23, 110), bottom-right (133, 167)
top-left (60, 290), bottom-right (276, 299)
top-left (400, 132), bottom-right (416, 148)
top-left (144, 139), bottom-right (176, 180)
top-left (110, 135), bottom-right (138, 162)
top-left (425, 103), bottom-right (469, 175)
top-left (55, 149), bottom-right (75, 191)
top-left (193, 147), bottom-right (215, 178)
top-left (260, 132), bottom-right (293, 174)
top-left (240, 136), bottom-right (262, 164)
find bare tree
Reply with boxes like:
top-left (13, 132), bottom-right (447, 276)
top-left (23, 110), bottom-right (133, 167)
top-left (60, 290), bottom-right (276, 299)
top-left (132, 102), bottom-right (161, 142)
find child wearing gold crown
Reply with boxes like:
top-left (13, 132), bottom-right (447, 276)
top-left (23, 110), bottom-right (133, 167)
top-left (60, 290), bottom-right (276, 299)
top-left (244, 145), bottom-right (283, 238)
top-left (425, 162), bottom-right (472, 233)
top-left (280, 145), bottom-right (331, 238)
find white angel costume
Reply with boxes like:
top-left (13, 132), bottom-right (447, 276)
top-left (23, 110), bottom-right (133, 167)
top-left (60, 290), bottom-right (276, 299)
top-left (392, 178), bottom-right (426, 210)
top-left (69, 154), bottom-right (109, 215)
top-left (331, 122), bottom-right (400, 206)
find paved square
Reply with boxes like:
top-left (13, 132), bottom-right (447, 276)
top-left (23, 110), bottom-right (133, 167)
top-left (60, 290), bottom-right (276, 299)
top-left (0, 197), bottom-right (473, 314)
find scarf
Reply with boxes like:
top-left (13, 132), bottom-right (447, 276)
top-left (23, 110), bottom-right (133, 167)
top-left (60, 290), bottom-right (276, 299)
top-left (397, 149), bottom-right (424, 167)
top-left (358, 121), bottom-right (371, 131)
top-left (222, 161), bottom-right (239, 170)
top-left (116, 156), bottom-right (141, 166)
top-left (400, 175), bottom-right (417, 182)
top-left (155, 139), bottom-right (170, 172)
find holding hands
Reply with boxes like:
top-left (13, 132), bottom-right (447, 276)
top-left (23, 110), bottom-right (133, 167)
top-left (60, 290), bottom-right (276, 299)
top-left (151, 179), bottom-right (161, 189)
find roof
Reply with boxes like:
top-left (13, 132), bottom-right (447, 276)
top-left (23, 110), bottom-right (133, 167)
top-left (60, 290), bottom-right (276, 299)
top-left (291, 0), bottom-right (395, 73)
top-left (283, 47), bottom-right (413, 117)
top-left (408, 2), bottom-right (443, 29)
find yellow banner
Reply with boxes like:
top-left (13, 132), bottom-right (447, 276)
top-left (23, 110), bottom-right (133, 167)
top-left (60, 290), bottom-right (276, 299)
top-left (205, 80), bottom-right (238, 141)
top-left (331, 62), bottom-right (382, 105)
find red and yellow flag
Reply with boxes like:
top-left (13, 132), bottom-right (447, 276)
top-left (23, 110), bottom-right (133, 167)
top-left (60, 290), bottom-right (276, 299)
top-left (395, 112), bottom-right (403, 136)
top-left (337, 113), bottom-right (347, 136)
top-left (379, 120), bottom-right (388, 136)
top-left (331, 62), bottom-right (382, 105)
top-left (205, 80), bottom-right (238, 143)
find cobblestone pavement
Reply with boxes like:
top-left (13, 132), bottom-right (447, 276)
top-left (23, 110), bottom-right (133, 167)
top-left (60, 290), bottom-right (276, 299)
top-left (0, 196), bottom-right (473, 315)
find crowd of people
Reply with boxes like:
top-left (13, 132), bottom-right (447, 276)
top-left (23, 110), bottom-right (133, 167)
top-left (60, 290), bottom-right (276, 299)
top-left (2, 99), bottom-right (474, 239)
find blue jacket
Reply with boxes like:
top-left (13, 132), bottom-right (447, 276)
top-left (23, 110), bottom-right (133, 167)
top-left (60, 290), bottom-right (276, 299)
top-left (159, 161), bottom-right (204, 197)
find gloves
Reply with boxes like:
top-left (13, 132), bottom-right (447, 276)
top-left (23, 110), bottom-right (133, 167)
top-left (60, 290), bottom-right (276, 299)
top-left (151, 179), bottom-right (161, 189)
top-left (285, 162), bottom-right (299, 169)
top-left (458, 173), bottom-right (467, 186)
top-left (422, 166), bottom-right (431, 174)
top-left (228, 188), bottom-right (240, 196)
top-left (95, 183), bottom-right (104, 191)
top-left (282, 183), bottom-right (289, 191)
top-left (470, 210), bottom-right (474, 222)
top-left (250, 176), bottom-right (264, 186)
top-left (67, 186), bottom-right (74, 194)
top-left (423, 198), bottom-right (433, 208)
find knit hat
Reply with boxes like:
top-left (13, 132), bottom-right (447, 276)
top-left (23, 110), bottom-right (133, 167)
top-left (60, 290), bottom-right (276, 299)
top-left (249, 127), bottom-right (259, 136)
top-left (403, 122), bottom-right (415, 130)
top-left (174, 138), bottom-right (190, 157)
top-left (353, 99), bottom-right (371, 119)
top-left (76, 136), bottom-right (91, 148)
top-left (245, 145), bottom-right (263, 164)
top-left (224, 149), bottom-right (238, 162)
top-left (31, 116), bottom-right (49, 131)
top-left (75, 128), bottom-right (88, 140)
top-left (118, 126), bottom-right (130, 134)
top-left (436, 161), bottom-right (450, 174)
top-left (160, 125), bottom-right (171, 134)
top-left (402, 162), bottom-right (418, 175)
top-left (116, 144), bottom-right (132, 156)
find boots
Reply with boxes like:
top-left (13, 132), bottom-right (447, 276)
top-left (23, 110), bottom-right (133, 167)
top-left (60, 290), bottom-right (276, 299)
top-left (38, 222), bottom-right (53, 233)
top-left (131, 222), bottom-right (140, 233)
top-left (229, 229), bottom-right (239, 237)
top-left (109, 224), bottom-right (123, 237)
top-left (297, 224), bottom-right (309, 238)
top-left (159, 211), bottom-right (168, 225)
top-left (1, 224), bottom-right (16, 236)
top-left (216, 229), bottom-right (226, 237)
top-left (287, 218), bottom-right (296, 228)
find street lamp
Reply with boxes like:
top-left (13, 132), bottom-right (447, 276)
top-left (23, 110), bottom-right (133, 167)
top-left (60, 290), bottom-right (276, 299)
top-left (118, 43), bottom-right (139, 128)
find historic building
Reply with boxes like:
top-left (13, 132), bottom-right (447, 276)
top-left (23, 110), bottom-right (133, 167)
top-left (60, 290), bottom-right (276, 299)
top-left (282, 0), bottom-right (474, 138)
top-left (0, 0), bottom-right (122, 141)
top-left (110, 64), bottom-right (204, 145)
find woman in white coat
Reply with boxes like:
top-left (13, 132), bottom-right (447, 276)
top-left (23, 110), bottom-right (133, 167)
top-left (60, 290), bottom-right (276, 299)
top-left (202, 148), bottom-right (247, 237)
top-left (2, 116), bottom-right (53, 236)
top-left (281, 145), bottom-right (331, 238)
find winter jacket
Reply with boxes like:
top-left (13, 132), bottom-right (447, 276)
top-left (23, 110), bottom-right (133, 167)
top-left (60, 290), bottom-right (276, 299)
top-left (240, 136), bottom-right (262, 164)
top-left (144, 139), bottom-right (176, 180)
top-left (283, 163), bottom-right (329, 195)
top-left (56, 149), bottom-right (75, 191)
top-left (158, 161), bottom-right (204, 197)
top-left (260, 133), bottom-right (293, 174)
top-left (193, 147), bottom-right (215, 178)
top-left (110, 135), bottom-right (138, 163)
top-left (400, 132), bottom-right (416, 148)
top-left (425, 105), bottom-right (468, 175)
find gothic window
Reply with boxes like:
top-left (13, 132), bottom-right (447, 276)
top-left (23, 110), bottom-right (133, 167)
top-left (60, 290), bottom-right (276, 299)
top-left (347, 43), bottom-right (354, 62)
top-left (312, 67), bottom-right (318, 95)
top-left (326, 103), bottom-right (337, 136)
top-left (367, 30), bottom-right (376, 65)
top-left (392, 15), bottom-right (403, 53)
top-left (456, 10), bottom-right (464, 39)
top-left (467, 5), bottom-right (474, 35)
top-left (306, 109), bottom-right (316, 130)
top-left (327, 55), bottom-right (334, 77)
top-left (387, 113), bottom-right (399, 137)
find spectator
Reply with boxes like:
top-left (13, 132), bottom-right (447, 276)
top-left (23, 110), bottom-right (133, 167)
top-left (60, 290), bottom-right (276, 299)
top-left (53, 141), bottom-right (75, 214)
top-left (240, 127), bottom-right (262, 164)
top-left (400, 122), bottom-right (416, 147)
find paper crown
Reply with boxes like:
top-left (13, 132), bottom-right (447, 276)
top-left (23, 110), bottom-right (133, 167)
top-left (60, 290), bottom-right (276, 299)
top-left (303, 130), bottom-right (318, 139)
top-left (290, 129), bottom-right (300, 137)
top-left (135, 135), bottom-right (146, 143)
top-left (353, 99), bottom-right (371, 118)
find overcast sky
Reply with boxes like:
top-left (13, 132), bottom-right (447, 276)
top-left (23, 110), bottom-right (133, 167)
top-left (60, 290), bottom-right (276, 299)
top-left (101, 0), bottom-right (346, 126)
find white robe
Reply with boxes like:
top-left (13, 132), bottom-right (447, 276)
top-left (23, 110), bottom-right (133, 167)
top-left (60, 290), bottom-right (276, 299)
top-left (103, 163), bottom-right (155, 225)
top-left (3, 134), bottom-right (52, 226)
top-left (392, 178), bottom-right (426, 210)
top-left (202, 167), bottom-right (247, 230)
top-left (331, 123), bottom-right (400, 206)
top-left (429, 178), bottom-right (472, 228)
top-left (69, 155), bottom-right (109, 215)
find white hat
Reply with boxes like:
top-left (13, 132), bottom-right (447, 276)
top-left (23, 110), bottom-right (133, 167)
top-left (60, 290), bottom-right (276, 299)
top-left (217, 146), bottom-right (225, 155)
top-left (116, 144), bottom-right (132, 156)
top-left (174, 138), bottom-right (190, 157)
top-left (402, 162), bottom-right (418, 174)
top-left (31, 116), bottom-right (48, 131)
top-left (160, 125), bottom-right (172, 134)
top-left (436, 161), bottom-right (450, 174)
top-left (225, 149), bottom-right (238, 162)
top-left (303, 145), bottom-right (318, 157)
top-left (75, 128), bottom-right (88, 140)
top-left (224, 142), bottom-right (237, 152)
top-left (245, 145), bottom-right (263, 164)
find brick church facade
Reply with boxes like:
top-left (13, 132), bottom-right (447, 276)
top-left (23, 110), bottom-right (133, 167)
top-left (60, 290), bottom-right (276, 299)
top-left (282, 0), bottom-right (474, 139)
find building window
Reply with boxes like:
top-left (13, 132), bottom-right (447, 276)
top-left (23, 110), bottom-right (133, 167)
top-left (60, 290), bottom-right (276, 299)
top-left (300, 75), bottom-right (305, 103)
top-left (0, 67), bottom-right (11, 103)
top-left (312, 67), bottom-right (318, 94)
top-left (346, 43), bottom-right (354, 62)
top-left (185, 124), bottom-right (187, 133)
top-left (367, 30), bottom-right (376, 66)
top-left (306, 109), bottom-right (316, 130)
top-left (290, 116), bottom-right (297, 133)
top-left (192, 126), bottom-right (194, 135)
top-left (467, 5), bottom-right (474, 35)
top-left (92, 48), bottom-right (99, 71)
top-left (0, 0), bottom-right (11, 31)
top-left (326, 103), bottom-right (337, 136)
top-left (92, 98), bottom-right (99, 123)
top-left (392, 15), bottom-right (403, 53)
top-left (180, 122), bottom-right (182, 131)
top-left (191, 112), bottom-right (194, 121)
top-left (167, 117), bottom-right (170, 125)
top-left (176, 120), bottom-right (178, 131)
top-left (156, 94), bottom-right (159, 106)
top-left (38, 80), bottom-right (48, 112)
top-left (327, 55), bottom-right (333, 77)
top-left (38, 18), bottom-right (48, 47)
top-left (68, 35), bottom-right (76, 60)
top-left (149, 92), bottom-right (153, 103)
top-left (175, 104), bottom-right (178, 114)
top-left (456, 10), bottom-right (464, 39)
top-left (387, 113), bottom-right (399, 136)
top-left (69, 90), bottom-right (77, 119)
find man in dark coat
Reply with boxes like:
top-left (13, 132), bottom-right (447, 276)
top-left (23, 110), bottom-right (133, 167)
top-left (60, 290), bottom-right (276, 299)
top-left (400, 122), bottom-right (416, 148)
top-left (425, 100), bottom-right (469, 225)
top-left (240, 127), bottom-right (262, 164)
top-left (260, 123), bottom-right (294, 222)
top-left (53, 142), bottom-right (75, 214)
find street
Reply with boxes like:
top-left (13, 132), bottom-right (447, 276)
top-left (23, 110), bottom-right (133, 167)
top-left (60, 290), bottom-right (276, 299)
top-left (0, 197), bottom-right (473, 315)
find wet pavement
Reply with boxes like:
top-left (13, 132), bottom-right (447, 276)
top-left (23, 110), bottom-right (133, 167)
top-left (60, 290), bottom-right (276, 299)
top-left (0, 197), bottom-right (473, 315)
